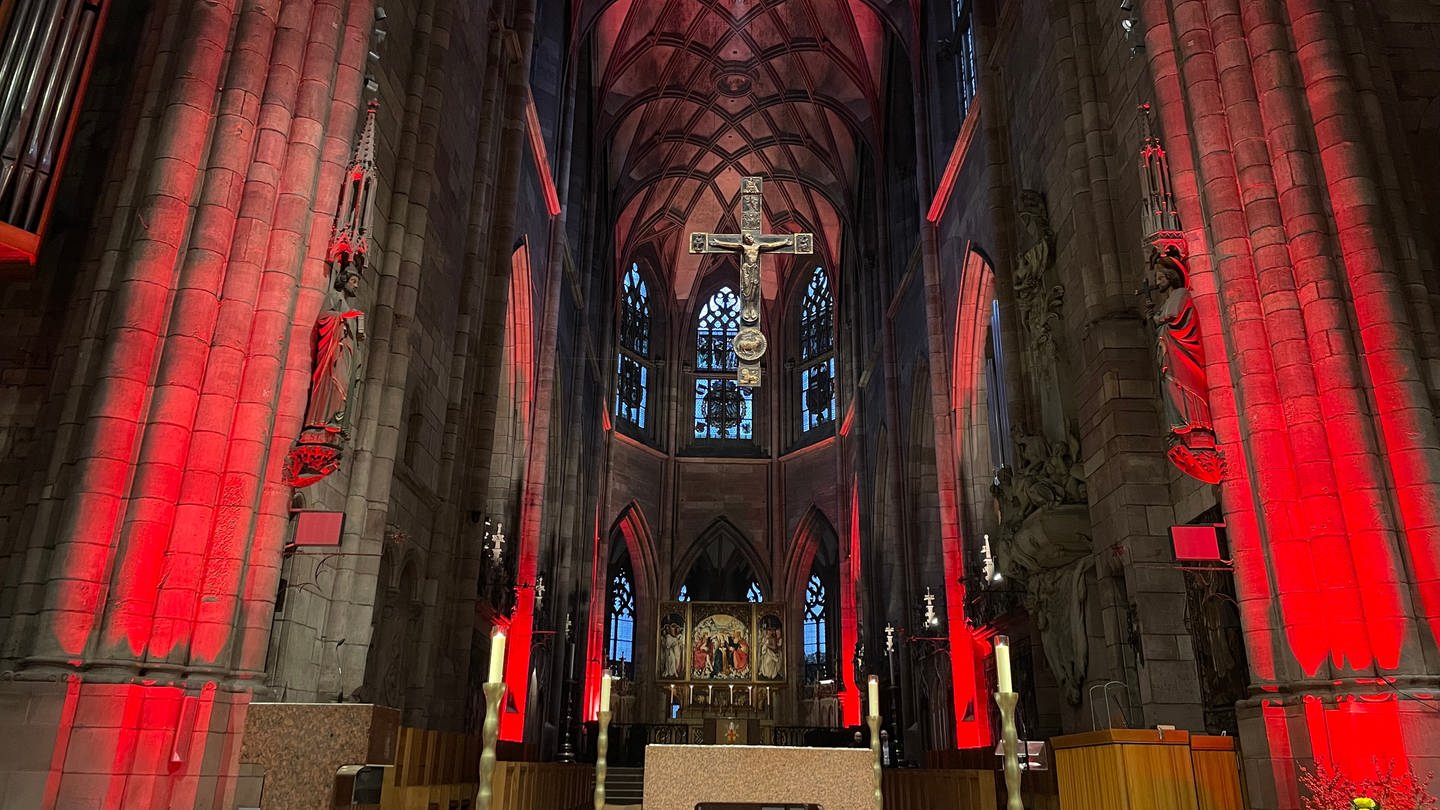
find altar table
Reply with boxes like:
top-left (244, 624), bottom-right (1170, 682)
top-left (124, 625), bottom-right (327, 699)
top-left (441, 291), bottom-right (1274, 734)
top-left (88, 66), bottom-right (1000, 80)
top-left (644, 744), bottom-right (875, 810)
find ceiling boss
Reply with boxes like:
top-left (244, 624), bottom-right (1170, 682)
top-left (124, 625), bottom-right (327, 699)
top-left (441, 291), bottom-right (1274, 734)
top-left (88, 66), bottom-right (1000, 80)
top-left (690, 176), bottom-right (814, 387)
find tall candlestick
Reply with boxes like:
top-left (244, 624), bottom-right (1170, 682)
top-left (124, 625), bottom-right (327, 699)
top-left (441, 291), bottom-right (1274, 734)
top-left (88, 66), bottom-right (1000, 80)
top-left (669, 684), bottom-right (676, 705)
top-left (994, 635), bottom-right (1013, 693)
top-left (487, 631), bottom-right (507, 684)
top-left (600, 673), bottom-right (612, 710)
top-left (867, 675), bottom-right (880, 718)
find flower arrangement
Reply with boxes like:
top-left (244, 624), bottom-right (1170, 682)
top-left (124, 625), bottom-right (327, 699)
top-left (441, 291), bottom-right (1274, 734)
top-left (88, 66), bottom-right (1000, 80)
top-left (1298, 759), bottom-right (1437, 810)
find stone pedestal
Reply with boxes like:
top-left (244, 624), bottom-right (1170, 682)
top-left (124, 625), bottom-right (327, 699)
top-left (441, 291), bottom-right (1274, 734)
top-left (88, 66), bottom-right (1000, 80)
top-left (235, 702), bottom-right (399, 810)
top-left (0, 676), bottom-right (250, 809)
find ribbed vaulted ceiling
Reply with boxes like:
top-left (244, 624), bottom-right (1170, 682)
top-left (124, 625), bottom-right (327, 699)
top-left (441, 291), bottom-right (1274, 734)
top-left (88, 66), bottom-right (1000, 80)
top-left (586, 0), bottom-right (905, 301)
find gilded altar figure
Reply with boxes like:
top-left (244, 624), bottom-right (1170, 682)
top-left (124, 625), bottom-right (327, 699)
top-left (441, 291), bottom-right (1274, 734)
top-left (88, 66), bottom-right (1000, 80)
top-left (1144, 245), bottom-right (1223, 483)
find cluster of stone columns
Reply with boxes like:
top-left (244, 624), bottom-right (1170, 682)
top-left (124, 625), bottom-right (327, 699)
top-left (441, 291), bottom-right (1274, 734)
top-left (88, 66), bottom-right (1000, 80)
top-left (0, 0), bottom-right (373, 804)
top-left (1140, 0), bottom-right (1440, 805)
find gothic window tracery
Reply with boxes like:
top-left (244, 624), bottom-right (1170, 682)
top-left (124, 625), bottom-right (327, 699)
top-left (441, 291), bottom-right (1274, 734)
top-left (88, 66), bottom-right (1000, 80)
top-left (798, 268), bottom-right (836, 433)
top-left (747, 581), bottom-right (763, 603)
top-left (615, 264), bottom-right (653, 430)
top-left (803, 572), bottom-right (828, 679)
top-left (607, 568), bottom-right (635, 675)
top-left (694, 286), bottom-right (754, 441)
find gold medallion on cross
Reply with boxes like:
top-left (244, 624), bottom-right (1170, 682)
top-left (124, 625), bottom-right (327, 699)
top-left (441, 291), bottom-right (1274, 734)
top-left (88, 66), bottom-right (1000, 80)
top-left (689, 176), bottom-right (813, 387)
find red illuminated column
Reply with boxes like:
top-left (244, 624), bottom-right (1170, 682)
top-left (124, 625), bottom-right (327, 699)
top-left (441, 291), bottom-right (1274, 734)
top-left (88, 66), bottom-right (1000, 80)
top-left (239, 0), bottom-right (372, 678)
top-left (1141, 0), bottom-right (1440, 804)
top-left (0, 1), bottom-right (373, 807)
top-left (26, 0), bottom-right (241, 669)
top-left (1283, 0), bottom-right (1440, 654)
top-left (837, 481), bottom-right (861, 727)
top-left (153, 0), bottom-right (325, 670)
top-left (1234, 0), bottom-right (1415, 670)
top-left (909, 45), bottom-right (986, 746)
top-left (104, 0), bottom-right (286, 664)
top-left (1141, 0), bottom-right (1282, 685)
top-left (1198, 0), bottom-right (1375, 670)
top-left (920, 212), bottom-right (985, 746)
top-left (1162, 0), bottom-right (1333, 677)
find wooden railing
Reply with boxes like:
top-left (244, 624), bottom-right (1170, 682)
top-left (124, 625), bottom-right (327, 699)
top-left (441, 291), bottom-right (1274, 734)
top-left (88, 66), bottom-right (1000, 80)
top-left (380, 726), bottom-right (592, 810)
top-left (491, 762), bottom-right (594, 810)
top-left (882, 769), bottom-right (998, 810)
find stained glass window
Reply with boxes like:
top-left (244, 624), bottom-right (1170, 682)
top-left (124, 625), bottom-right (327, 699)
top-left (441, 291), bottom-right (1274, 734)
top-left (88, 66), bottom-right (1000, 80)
top-left (694, 286), bottom-right (753, 440)
top-left (747, 581), bottom-right (763, 603)
top-left (678, 584), bottom-right (690, 602)
top-left (607, 569), bottom-right (635, 671)
top-left (615, 265), bottom-right (652, 429)
top-left (798, 268), bottom-right (836, 432)
top-left (697, 286), bottom-right (740, 372)
top-left (803, 573), bottom-right (828, 669)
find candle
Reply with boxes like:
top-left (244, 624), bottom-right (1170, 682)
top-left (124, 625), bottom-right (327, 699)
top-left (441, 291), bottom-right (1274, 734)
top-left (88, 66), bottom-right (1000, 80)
top-left (995, 634), bottom-right (1013, 693)
top-left (600, 673), bottom-right (612, 712)
top-left (669, 684), bottom-right (676, 705)
top-left (867, 675), bottom-right (880, 718)
top-left (688, 684), bottom-right (694, 705)
top-left (487, 631), bottom-right (507, 684)
top-left (748, 685), bottom-right (754, 706)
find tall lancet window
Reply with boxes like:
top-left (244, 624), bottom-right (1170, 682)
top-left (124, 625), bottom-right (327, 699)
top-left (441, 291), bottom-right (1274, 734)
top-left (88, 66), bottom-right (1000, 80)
top-left (952, 0), bottom-right (978, 116)
top-left (615, 264), bottom-right (652, 430)
top-left (798, 268), bottom-right (836, 432)
top-left (693, 286), bottom-right (753, 440)
top-left (803, 572), bottom-right (828, 679)
top-left (607, 568), bottom-right (635, 675)
top-left (985, 299), bottom-right (1014, 470)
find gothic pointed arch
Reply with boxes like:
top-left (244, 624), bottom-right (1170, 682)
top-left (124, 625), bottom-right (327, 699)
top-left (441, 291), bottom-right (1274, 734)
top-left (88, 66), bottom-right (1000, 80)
top-left (781, 507), bottom-right (840, 682)
top-left (606, 503), bottom-right (660, 679)
top-left (674, 517), bottom-right (770, 601)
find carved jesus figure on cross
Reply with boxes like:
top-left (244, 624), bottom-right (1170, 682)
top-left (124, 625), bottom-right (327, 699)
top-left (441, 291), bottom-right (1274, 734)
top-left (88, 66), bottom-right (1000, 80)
top-left (690, 176), bottom-right (813, 387)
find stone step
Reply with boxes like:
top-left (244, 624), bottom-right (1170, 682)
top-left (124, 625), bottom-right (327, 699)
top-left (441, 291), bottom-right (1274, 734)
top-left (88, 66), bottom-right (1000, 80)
top-left (605, 766), bottom-right (645, 803)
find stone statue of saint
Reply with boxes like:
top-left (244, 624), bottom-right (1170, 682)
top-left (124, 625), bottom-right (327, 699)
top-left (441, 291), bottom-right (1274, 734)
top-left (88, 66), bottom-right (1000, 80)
top-left (1145, 248), bottom-right (1210, 438)
top-left (305, 270), bottom-right (366, 432)
top-left (1144, 245), bottom-right (1223, 483)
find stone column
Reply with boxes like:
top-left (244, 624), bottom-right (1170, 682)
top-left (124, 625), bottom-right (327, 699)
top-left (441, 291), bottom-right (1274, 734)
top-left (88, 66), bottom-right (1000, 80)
top-left (0, 1), bottom-right (372, 805)
top-left (1141, 0), bottom-right (1440, 805)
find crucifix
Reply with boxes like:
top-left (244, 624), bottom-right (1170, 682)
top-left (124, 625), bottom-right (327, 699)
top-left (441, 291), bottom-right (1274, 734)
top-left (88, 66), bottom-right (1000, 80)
top-left (690, 176), bottom-right (814, 387)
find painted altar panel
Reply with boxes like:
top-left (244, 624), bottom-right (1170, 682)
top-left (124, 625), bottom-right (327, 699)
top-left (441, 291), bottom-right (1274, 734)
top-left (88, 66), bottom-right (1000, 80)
top-left (658, 605), bottom-right (688, 680)
top-left (755, 605), bottom-right (785, 682)
top-left (656, 602), bottom-right (786, 684)
top-left (691, 603), bottom-right (754, 681)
